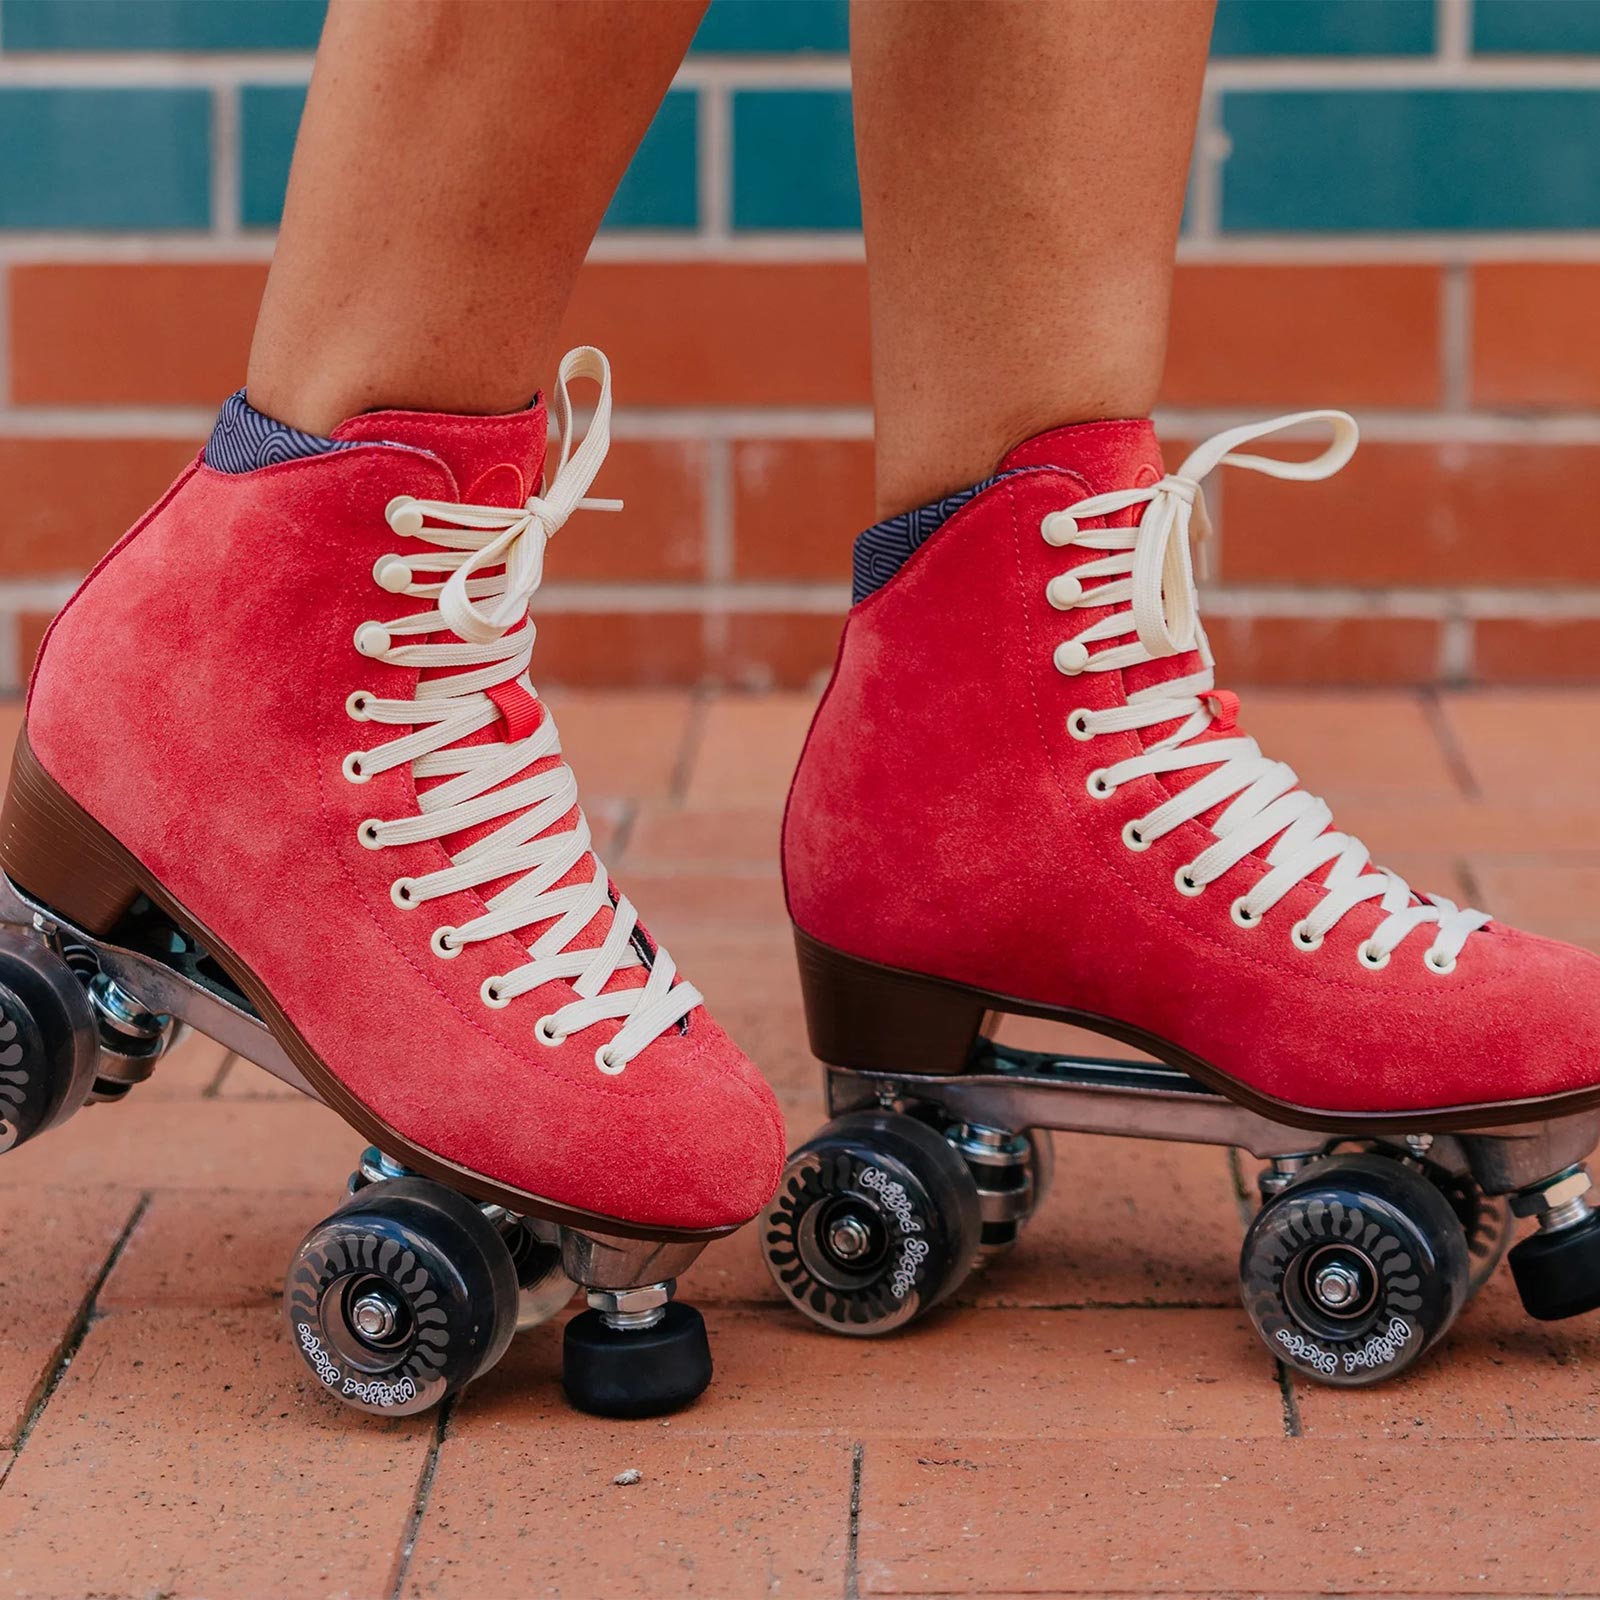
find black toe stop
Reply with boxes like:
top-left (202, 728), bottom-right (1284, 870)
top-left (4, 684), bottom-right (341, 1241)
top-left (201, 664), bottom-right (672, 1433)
top-left (562, 1301), bottom-right (713, 1418)
top-left (1510, 1214), bottom-right (1600, 1322)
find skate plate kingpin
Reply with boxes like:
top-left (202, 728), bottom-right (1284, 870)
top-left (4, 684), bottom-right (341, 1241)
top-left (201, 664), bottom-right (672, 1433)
top-left (762, 1012), bottom-right (1600, 1386)
top-left (0, 872), bottom-right (713, 1419)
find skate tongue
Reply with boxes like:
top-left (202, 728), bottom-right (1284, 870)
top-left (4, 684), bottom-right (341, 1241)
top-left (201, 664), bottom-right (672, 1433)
top-left (1000, 417), bottom-right (1164, 496)
top-left (332, 401), bottom-right (549, 508)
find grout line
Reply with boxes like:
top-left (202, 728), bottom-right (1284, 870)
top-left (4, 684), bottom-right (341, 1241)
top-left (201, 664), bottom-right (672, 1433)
top-left (1440, 260), bottom-right (1473, 411)
top-left (1276, 1360), bottom-right (1306, 1437)
top-left (203, 1050), bottom-right (238, 1099)
top-left (668, 690), bottom-right (714, 803)
top-left (1438, 0), bottom-right (1473, 67)
top-left (210, 81), bottom-right (240, 238)
top-left (844, 1440), bottom-right (863, 1600)
top-left (0, 609), bottom-right (18, 696)
top-left (0, 1191), bottom-right (151, 1489)
top-left (1187, 84), bottom-right (1226, 245)
top-left (387, 1395), bottom-right (454, 1600)
top-left (698, 80), bottom-right (731, 243)
top-left (1421, 685), bottom-right (1482, 798)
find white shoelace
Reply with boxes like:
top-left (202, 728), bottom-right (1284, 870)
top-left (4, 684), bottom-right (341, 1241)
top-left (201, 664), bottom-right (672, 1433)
top-left (343, 346), bottom-right (702, 1073)
top-left (1048, 410), bottom-right (1490, 974)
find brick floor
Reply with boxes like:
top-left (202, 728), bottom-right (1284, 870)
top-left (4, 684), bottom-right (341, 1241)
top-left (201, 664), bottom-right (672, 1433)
top-left (0, 688), bottom-right (1595, 1598)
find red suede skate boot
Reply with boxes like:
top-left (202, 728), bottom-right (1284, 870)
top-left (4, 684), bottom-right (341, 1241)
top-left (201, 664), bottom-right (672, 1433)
top-left (784, 411), bottom-right (1600, 1130)
top-left (2, 347), bottom-right (785, 1238)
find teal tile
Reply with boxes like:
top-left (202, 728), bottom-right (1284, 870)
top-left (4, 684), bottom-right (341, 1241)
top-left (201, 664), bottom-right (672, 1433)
top-left (1, 0), bottom-right (325, 51)
top-left (240, 83), bottom-right (302, 229)
top-left (0, 86), bottom-right (209, 229)
top-left (603, 89), bottom-right (698, 230)
top-left (692, 0), bottom-right (847, 53)
top-left (1474, 0), bottom-right (1600, 54)
top-left (242, 84), bottom-right (697, 231)
top-left (1212, 0), bottom-right (1434, 55)
top-left (732, 88), bottom-right (857, 230)
top-left (1222, 89), bottom-right (1600, 231)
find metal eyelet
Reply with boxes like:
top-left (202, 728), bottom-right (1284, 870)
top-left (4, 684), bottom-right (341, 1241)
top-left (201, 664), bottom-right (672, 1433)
top-left (534, 1015), bottom-right (566, 1047)
top-left (1291, 920), bottom-right (1324, 952)
top-left (1174, 867), bottom-right (1205, 897)
top-left (373, 554), bottom-right (412, 593)
top-left (1086, 769), bottom-right (1115, 799)
top-left (342, 752), bottom-right (372, 784)
top-left (1358, 941), bottom-right (1391, 971)
top-left (481, 976), bottom-right (510, 1010)
top-left (1121, 820), bottom-right (1151, 852)
top-left (1067, 708), bottom-right (1094, 742)
top-left (390, 878), bottom-right (417, 910)
top-left (1424, 949), bottom-right (1457, 976)
top-left (431, 925), bottom-right (462, 959)
top-left (1230, 898), bottom-right (1260, 929)
top-left (356, 819), bottom-right (383, 849)
top-left (353, 621), bottom-right (391, 658)
top-left (595, 1046), bottom-right (625, 1076)
top-left (1040, 512), bottom-right (1078, 547)
top-left (1046, 574), bottom-right (1083, 610)
top-left (346, 691), bottom-right (373, 721)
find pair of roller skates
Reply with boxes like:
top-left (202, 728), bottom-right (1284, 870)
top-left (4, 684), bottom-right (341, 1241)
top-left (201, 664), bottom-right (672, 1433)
top-left (5, 353), bottom-right (1598, 1418)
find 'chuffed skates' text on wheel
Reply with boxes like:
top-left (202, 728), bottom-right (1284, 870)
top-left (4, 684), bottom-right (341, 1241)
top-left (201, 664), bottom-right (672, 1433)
top-left (0, 347), bottom-right (784, 1418)
top-left (765, 411), bottom-right (1600, 1386)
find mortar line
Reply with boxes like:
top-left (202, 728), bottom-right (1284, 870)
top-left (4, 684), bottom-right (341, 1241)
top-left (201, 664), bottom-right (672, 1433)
top-left (844, 1440), bottom-right (863, 1600)
top-left (0, 1191), bottom-right (150, 1490)
top-left (1420, 685), bottom-right (1482, 799)
top-left (387, 1395), bottom-right (455, 1600)
top-left (1276, 1360), bottom-right (1306, 1437)
top-left (668, 689), bottom-right (714, 803)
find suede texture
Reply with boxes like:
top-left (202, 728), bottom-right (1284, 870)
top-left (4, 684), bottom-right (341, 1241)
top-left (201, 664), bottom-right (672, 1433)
top-left (784, 421), bottom-right (1600, 1117)
top-left (28, 408), bottom-right (785, 1230)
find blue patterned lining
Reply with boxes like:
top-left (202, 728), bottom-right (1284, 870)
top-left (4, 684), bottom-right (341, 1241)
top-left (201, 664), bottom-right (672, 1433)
top-left (851, 468), bottom-right (1030, 602)
top-left (202, 388), bottom-right (364, 473)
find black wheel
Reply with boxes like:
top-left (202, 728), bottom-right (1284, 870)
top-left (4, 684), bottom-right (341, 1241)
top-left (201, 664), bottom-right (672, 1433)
top-left (759, 1109), bottom-right (982, 1336)
top-left (1510, 1210), bottom-right (1600, 1322)
top-left (0, 927), bottom-right (98, 1152)
top-left (563, 1301), bottom-right (712, 1418)
top-left (284, 1176), bottom-right (518, 1416)
top-left (1240, 1152), bottom-right (1470, 1387)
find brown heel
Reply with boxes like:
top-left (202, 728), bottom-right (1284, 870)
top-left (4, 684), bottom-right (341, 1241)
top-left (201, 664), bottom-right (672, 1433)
top-left (794, 925), bottom-right (988, 1076)
top-left (0, 731), bottom-right (143, 935)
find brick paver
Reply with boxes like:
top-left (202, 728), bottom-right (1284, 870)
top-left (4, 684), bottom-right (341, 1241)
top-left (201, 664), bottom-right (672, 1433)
top-left (0, 689), bottom-right (1595, 1597)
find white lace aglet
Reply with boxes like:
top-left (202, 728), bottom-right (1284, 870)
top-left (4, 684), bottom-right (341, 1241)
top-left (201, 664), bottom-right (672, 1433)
top-left (578, 496), bottom-right (625, 514)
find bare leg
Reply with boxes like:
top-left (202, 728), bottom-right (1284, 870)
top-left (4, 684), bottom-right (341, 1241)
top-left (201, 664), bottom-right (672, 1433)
top-left (247, 0), bottom-right (705, 433)
top-left (851, 0), bottom-right (1214, 516)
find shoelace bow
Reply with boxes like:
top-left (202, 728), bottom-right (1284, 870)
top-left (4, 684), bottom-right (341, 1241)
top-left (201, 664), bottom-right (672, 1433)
top-left (1051, 410), bottom-right (1490, 973)
top-left (347, 346), bottom-right (702, 1073)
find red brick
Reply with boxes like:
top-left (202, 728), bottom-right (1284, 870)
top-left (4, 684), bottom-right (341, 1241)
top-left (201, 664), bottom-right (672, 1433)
top-left (556, 437), bottom-right (705, 581)
top-left (0, 1186), bottom-right (140, 1446)
top-left (0, 1306), bottom-right (432, 1599)
top-left (732, 438), bottom-right (874, 579)
top-left (1207, 614), bottom-right (1441, 686)
top-left (561, 262), bottom-right (871, 407)
top-left (12, 260), bottom-right (871, 409)
top-left (1218, 440), bottom-right (1600, 587)
top-left (406, 1421), bottom-right (851, 1599)
top-left (540, 688), bottom-right (696, 801)
top-left (0, 437), bottom-right (200, 574)
top-left (10, 262), bottom-right (266, 405)
top-left (534, 610), bottom-right (705, 687)
top-left (687, 692), bottom-right (818, 804)
top-left (1166, 264), bottom-right (1442, 408)
top-left (857, 1437), bottom-right (1600, 1594)
top-left (1440, 689), bottom-right (1600, 801)
top-left (1473, 617), bottom-right (1600, 684)
top-left (1472, 262), bottom-right (1600, 409)
top-left (717, 610), bottom-right (844, 689)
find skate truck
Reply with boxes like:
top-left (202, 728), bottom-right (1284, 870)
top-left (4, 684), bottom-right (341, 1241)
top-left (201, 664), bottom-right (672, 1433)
top-left (759, 932), bottom-right (1600, 1387)
top-left (0, 867), bottom-right (716, 1421)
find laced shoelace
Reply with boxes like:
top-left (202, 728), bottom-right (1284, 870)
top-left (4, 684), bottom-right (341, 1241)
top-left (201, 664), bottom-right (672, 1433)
top-left (343, 345), bottom-right (702, 1073)
top-left (1047, 409), bottom-right (1491, 975)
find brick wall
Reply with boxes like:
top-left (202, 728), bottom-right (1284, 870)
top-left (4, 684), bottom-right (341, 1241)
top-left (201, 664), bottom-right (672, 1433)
top-left (3, 0), bottom-right (1600, 689)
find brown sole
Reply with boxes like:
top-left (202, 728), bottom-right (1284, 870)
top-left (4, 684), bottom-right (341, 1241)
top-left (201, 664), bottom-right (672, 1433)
top-left (794, 924), bottom-right (1600, 1137)
top-left (0, 729), bottom-right (735, 1243)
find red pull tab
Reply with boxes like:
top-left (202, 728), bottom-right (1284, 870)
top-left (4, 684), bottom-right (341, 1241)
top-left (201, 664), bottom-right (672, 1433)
top-left (1202, 688), bottom-right (1241, 733)
top-left (487, 679), bottom-right (543, 742)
